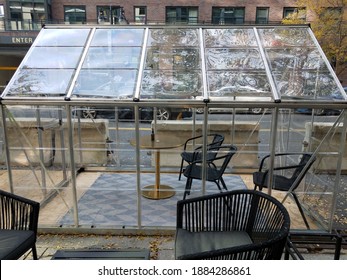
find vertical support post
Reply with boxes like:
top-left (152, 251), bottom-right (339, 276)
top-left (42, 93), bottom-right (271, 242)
top-left (134, 104), bottom-right (142, 228)
top-left (329, 110), bottom-right (347, 231)
top-left (58, 110), bottom-right (67, 181)
top-left (0, 105), bottom-right (14, 193)
top-left (267, 107), bottom-right (279, 195)
top-left (35, 107), bottom-right (47, 196)
top-left (66, 104), bottom-right (79, 226)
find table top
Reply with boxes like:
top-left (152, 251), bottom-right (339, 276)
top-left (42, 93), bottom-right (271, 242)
top-left (130, 134), bottom-right (185, 150)
top-left (51, 249), bottom-right (150, 260)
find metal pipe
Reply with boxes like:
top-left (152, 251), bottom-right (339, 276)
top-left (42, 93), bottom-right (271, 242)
top-left (66, 104), bottom-right (79, 226)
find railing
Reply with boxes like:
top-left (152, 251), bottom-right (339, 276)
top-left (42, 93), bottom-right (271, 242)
top-left (0, 18), bottom-right (303, 32)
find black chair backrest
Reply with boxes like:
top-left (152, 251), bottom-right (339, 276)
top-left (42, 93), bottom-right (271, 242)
top-left (292, 153), bottom-right (315, 178)
top-left (289, 153), bottom-right (316, 190)
top-left (208, 134), bottom-right (224, 150)
top-left (213, 145), bottom-right (238, 175)
top-left (176, 189), bottom-right (290, 260)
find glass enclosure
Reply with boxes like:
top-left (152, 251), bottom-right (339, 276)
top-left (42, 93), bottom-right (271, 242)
top-left (1, 25), bottom-right (346, 232)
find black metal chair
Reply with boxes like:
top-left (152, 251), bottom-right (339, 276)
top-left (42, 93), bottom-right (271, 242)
top-left (178, 134), bottom-right (224, 180)
top-left (0, 189), bottom-right (40, 260)
top-left (182, 144), bottom-right (237, 199)
top-left (175, 189), bottom-right (290, 260)
top-left (253, 153), bottom-right (316, 229)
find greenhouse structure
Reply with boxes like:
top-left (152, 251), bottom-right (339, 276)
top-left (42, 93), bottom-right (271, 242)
top-left (0, 24), bottom-right (346, 235)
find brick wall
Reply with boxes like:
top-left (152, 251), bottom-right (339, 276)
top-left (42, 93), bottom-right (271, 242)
top-left (50, 0), bottom-right (298, 23)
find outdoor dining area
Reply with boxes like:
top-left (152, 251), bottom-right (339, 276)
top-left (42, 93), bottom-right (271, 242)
top-left (0, 24), bottom-right (347, 260)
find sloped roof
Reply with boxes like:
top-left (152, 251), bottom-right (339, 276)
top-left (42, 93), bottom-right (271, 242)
top-left (1, 25), bottom-right (346, 104)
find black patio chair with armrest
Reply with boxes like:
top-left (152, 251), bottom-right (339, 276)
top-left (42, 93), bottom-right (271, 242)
top-left (182, 144), bottom-right (237, 199)
top-left (175, 189), bottom-right (290, 260)
top-left (253, 152), bottom-right (316, 229)
top-left (178, 133), bottom-right (224, 180)
top-left (0, 189), bottom-right (40, 260)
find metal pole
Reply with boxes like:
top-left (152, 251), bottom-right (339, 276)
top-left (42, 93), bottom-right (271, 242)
top-left (0, 105), bottom-right (14, 193)
top-left (66, 104), bottom-right (79, 226)
top-left (267, 107), bottom-right (279, 195)
top-left (35, 107), bottom-right (47, 196)
top-left (134, 104), bottom-right (142, 228)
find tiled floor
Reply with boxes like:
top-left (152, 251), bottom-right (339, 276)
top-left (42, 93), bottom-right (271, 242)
top-left (59, 173), bottom-right (247, 227)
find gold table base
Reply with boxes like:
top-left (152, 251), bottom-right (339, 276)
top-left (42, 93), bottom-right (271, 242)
top-left (141, 185), bottom-right (176, 200)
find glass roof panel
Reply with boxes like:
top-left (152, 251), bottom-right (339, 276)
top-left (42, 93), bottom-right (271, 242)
top-left (204, 28), bottom-right (258, 47)
top-left (5, 69), bottom-right (74, 96)
top-left (258, 27), bottom-right (315, 47)
top-left (72, 69), bottom-right (137, 98)
top-left (141, 28), bottom-right (202, 99)
top-left (258, 27), bottom-right (344, 100)
top-left (22, 47), bottom-right (83, 69)
top-left (1, 25), bottom-right (344, 103)
top-left (147, 28), bottom-right (199, 46)
top-left (204, 28), bottom-right (272, 99)
top-left (34, 29), bottom-right (90, 46)
top-left (141, 70), bottom-right (202, 98)
top-left (82, 47), bottom-right (141, 69)
top-left (90, 29), bottom-right (144, 46)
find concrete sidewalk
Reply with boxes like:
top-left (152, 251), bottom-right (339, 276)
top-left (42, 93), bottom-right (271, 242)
top-left (24, 232), bottom-right (346, 260)
top-left (34, 233), bottom-right (176, 260)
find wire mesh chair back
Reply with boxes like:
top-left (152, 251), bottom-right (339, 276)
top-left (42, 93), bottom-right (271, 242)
top-left (176, 189), bottom-right (290, 260)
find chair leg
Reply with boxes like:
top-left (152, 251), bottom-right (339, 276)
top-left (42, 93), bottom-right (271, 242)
top-left (178, 158), bottom-right (185, 180)
top-left (32, 245), bottom-right (38, 260)
top-left (220, 177), bottom-right (228, 191)
top-left (291, 192), bottom-right (310, 229)
top-left (183, 178), bottom-right (193, 200)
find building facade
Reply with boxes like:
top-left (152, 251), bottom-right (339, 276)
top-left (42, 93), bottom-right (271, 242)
top-left (0, 0), bottom-right (340, 88)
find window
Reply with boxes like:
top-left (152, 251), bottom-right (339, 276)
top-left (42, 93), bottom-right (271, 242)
top-left (97, 6), bottom-right (123, 24)
top-left (0, 5), bottom-right (4, 17)
top-left (212, 7), bottom-right (245, 24)
top-left (8, 1), bottom-right (48, 30)
top-left (256, 7), bottom-right (269, 24)
top-left (166, 7), bottom-right (198, 24)
top-left (283, 7), bottom-right (306, 21)
top-left (64, 6), bottom-right (86, 24)
top-left (135, 6), bottom-right (146, 24)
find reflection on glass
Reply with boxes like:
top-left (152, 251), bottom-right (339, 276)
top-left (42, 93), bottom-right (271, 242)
top-left (258, 28), bottom-right (315, 47)
top-left (143, 28), bottom-right (201, 99)
top-left (206, 48), bottom-right (264, 70)
top-left (204, 28), bottom-right (257, 47)
top-left (266, 48), bottom-right (328, 71)
top-left (83, 47), bottom-right (141, 69)
top-left (207, 72), bottom-right (271, 97)
top-left (141, 70), bottom-right (201, 98)
top-left (90, 29), bottom-right (144, 46)
top-left (22, 47), bottom-right (83, 69)
top-left (72, 69), bottom-right (137, 98)
top-left (273, 71), bottom-right (340, 98)
top-left (148, 28), bottom-right (199, 46)
top-left (6, 69), bottom-right (74, 96)
top-left (35, 29), bottom-right (90, 46)
top-left (146, 47), bottom-right (200, 70)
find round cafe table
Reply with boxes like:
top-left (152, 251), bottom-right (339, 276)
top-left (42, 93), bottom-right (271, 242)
top-left (130, 134), bottom-right (184, 199)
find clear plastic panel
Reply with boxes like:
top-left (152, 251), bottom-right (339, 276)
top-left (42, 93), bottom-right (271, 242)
top-left (35, 28), bottom-right (90, 46)
top-left (258, 27), bottom-right (315, 47)
top-left (6, 69), bottom-right (74, 96)
top-left (82, 47), bottom-right (141, 69)
top-left (22, 47), bottom-right (83, 69)
top-left (141, 70), bottom-right (202, 98)
top-left (147, 28), bottom-right (199, 46)
top-left (90, 28), bottom-right (144, 47)
top-left (73, 69), bottom-right (137, 98)
top-left (204, 28), bottom-right (258, 47)
top-left (207, 72), bottom-right (271, 97)
top-left (141, 28), bottom-right (202, 99)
